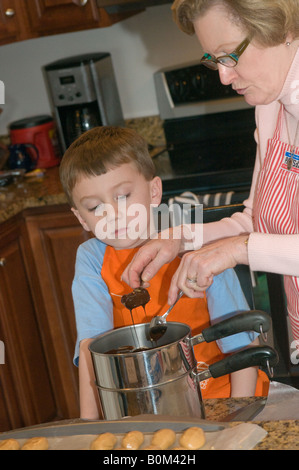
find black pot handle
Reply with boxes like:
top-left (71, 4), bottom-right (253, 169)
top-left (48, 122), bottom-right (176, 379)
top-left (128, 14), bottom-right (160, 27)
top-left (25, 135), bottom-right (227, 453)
top-left (198, 346), bottom-right (279, 381)
top-left (192, 310), bottom-right (271, 346)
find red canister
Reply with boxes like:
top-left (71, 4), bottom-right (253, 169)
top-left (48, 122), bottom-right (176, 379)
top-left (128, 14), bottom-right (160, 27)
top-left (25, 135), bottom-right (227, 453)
top-left (9, 115), bottom-right (61, 168)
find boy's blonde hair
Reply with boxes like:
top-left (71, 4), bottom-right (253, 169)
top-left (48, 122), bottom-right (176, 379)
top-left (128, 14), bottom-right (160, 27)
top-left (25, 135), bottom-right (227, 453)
top-left (171, 0), bottom-right (299, 46)
top-left (59, 126), bottom-right (156, 207)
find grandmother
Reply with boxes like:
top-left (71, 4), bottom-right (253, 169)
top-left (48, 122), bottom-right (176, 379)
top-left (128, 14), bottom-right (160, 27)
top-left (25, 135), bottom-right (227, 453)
top-left (122, 0), bottom-right (299, 345)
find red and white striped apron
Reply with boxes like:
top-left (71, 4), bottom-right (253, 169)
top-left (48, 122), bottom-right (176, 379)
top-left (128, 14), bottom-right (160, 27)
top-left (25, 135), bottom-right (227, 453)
top-left (254, 104), bottom-right (299, 341)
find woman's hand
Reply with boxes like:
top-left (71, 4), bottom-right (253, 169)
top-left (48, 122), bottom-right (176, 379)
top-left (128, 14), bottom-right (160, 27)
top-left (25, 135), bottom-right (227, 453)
top-left (167, 235), bottom-right (249, 305)
top-left (122, 227), bottom-right (184, 288)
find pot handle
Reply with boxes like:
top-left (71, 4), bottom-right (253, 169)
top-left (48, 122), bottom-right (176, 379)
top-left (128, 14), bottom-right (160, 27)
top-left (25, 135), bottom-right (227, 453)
top-left (197, 346), bottom-right (279, 382)
top-left (191, 310), bottom-right (271, 346)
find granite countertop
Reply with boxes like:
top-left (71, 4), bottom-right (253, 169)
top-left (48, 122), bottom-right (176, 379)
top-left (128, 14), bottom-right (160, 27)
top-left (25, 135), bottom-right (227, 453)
top-left (0, 166), bottom-right (68, 223)
top-left (204, 397), bottom-right (299, 450)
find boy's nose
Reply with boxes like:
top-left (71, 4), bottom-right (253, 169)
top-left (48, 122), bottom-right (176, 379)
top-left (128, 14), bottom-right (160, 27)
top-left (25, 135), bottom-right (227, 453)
top-left (105, 201), bottom-right (126, 222)
top-left (115, 199), bottom-right (127, 219)
top-left (105, 203), bottom-right (118, 222)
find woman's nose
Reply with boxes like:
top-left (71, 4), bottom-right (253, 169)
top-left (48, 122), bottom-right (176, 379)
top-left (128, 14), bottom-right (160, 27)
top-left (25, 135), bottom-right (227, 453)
top-left (218, 65), bottom-right (238, 86)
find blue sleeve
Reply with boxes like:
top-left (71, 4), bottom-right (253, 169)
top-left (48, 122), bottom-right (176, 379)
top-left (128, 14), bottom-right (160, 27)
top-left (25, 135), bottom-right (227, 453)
top-left (72, 239), bottom-right (113, 366)
top-left (206, 269), bottom-right (258, 353)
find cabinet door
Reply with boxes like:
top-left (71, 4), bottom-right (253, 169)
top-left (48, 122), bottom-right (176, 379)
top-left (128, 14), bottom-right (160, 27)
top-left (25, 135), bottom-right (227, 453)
top-left (0, 0), bottom-right (25, 44)
top-left (25, 206), bottom-right (91, 419)
top-left (0, 218), bottom-right (57, 431)
top-left (26, 0), bottom-right (106, 35)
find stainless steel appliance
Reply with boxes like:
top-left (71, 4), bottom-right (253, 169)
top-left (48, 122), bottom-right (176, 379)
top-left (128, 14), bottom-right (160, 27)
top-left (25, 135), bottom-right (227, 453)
top-left (153, 61), bottom-right (256, 205)
top-left (43, 53), bottom-right (124, 152)
top-left (89, 315), bottom-right (277, 420)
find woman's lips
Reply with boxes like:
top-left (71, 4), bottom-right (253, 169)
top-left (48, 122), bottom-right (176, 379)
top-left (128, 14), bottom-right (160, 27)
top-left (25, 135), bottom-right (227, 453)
top-left (235, 87), bottom-right (247, 95)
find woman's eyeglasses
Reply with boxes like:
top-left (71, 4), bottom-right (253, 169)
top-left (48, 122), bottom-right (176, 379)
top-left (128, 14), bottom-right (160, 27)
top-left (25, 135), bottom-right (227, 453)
top-left (200, 38), bottom-right (250, 70)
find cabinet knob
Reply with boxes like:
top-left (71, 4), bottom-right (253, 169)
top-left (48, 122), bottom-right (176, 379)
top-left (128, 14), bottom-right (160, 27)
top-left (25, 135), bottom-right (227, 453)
top-left (0, 258), bottom-right (6, 267)
top-left (79, 0), bottom-right (88, 5)
top-left (5, 8), bottom-right (15, 17)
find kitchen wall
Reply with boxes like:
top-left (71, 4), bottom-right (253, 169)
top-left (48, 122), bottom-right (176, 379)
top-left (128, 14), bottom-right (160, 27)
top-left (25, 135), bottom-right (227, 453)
top-left (0, 4), bottom-right (202, 135)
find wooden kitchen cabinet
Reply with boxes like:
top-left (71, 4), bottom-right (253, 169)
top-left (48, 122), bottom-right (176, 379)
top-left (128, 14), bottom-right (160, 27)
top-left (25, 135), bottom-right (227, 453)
top-left (0, 215), bottom-right (57, 431)
top-left (24, 205), bottom-right (91, 422)
top-left (0, 0), bottom-right (28, 44)
top-left (0, 205), bottom-right (91, 431)
top-left (0, 0), bottom-right (138, 45)
top-left (26, 0), bottom-right (106, 36)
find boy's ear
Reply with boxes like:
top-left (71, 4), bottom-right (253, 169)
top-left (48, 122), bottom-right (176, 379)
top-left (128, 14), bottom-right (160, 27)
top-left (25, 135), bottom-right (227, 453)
top-left (150, 176), bottom-right (163, 204)
top-left (71, 208), bottom-right (91, 232)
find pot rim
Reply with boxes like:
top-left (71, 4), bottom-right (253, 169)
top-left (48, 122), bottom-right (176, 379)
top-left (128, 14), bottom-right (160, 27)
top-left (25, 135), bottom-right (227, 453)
top-left (89, 321), bottom-right (192, 357)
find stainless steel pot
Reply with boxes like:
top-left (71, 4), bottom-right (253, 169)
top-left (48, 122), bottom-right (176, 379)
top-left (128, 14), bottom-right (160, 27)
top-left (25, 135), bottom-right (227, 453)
top-left (89, 311), bottom-right (278, 420)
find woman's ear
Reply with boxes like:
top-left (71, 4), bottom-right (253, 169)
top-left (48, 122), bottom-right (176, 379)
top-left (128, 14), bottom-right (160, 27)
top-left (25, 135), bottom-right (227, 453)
top-left (285, 33), bottom-right (295, 45)
top-left (71, 208), bottom-right (91, 232)
top-left (150, 176), bottom-right (163, 205)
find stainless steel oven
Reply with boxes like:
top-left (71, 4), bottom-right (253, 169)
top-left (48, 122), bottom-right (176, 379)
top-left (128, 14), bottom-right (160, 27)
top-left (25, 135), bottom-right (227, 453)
top-left (153, 61), bottom-right (256, 205)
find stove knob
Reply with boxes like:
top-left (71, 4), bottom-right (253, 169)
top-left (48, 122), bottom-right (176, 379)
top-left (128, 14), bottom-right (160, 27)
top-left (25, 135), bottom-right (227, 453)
top-left (191, 72), bottom-right (205, 98)
top-left (168, 77), bottom-right (188, 103)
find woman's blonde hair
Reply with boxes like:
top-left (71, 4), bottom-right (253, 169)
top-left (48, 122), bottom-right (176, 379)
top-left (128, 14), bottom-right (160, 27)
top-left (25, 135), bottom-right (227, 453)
top-left (59, 126), bottom-right (156, 207)
top-left (171, 0), bottom-right (299, 46)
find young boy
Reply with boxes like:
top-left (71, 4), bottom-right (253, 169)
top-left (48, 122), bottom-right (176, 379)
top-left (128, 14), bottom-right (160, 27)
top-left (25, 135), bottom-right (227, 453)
top-left (60, 126), bottom-right (268, 419)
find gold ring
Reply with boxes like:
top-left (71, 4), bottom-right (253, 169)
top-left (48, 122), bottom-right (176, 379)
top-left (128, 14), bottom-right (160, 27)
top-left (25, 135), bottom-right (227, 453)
top-left (186, 277), bottom-right (197, 284)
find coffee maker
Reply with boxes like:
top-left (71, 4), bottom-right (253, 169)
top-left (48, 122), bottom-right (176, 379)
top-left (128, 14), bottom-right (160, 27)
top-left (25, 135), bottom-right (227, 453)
top-left (43, 53), bottom-right (124, 152)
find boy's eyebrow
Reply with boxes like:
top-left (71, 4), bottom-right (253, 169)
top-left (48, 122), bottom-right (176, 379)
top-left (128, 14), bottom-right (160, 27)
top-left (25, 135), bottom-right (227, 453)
top-left (80, 195), bottom-right (102, 203)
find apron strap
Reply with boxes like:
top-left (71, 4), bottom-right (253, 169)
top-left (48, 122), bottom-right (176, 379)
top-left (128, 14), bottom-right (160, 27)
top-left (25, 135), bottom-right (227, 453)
top-left (273, 103), bottom-right (284, 140)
